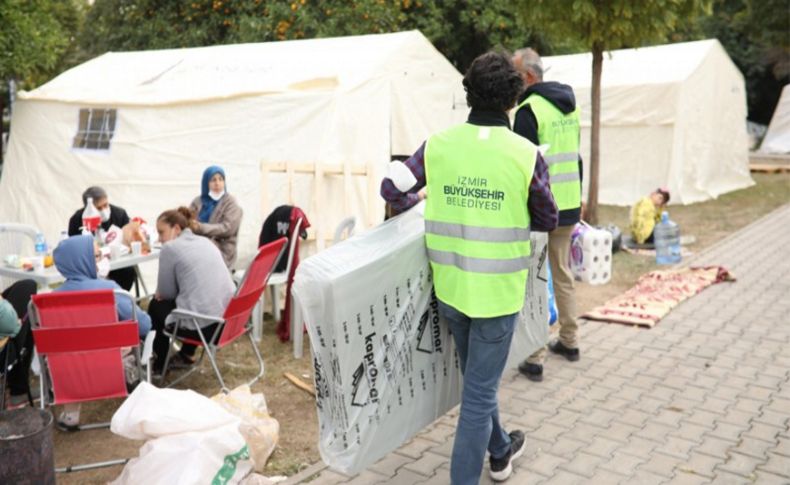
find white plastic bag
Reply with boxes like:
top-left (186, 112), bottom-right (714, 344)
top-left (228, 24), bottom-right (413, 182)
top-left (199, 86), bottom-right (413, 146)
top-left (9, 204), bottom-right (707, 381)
top-left (111, 382), bottom-right (253, 485)
top-left (111, 382), bottom-right (238, 440)
top-left (213, 385), bottom-right (280, 472)
top-left (111, 423), bottom-right (251, 485)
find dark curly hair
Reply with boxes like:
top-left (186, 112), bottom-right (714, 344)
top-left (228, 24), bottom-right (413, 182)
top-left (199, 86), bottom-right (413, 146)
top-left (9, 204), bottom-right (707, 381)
top-left (463, 51), bottom-right (524, 112)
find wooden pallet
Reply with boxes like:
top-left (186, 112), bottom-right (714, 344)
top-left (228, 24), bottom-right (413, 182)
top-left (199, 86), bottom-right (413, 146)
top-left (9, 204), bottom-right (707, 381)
top-left (750, 163), bottom-right (790, 173)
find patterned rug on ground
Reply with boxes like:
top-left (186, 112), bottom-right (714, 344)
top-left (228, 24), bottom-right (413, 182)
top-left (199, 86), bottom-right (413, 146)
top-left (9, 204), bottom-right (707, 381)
top-left (581, 266), bottom-right (734, 327)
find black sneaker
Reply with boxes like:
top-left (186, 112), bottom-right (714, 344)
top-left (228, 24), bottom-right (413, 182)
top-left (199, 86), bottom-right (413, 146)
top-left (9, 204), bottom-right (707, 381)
top-left (549, 340), bottom-right (580, 362)
top-left (518, 361), bottom-right (543, 382)
top-left (489, 430), bottom-right (526, 481)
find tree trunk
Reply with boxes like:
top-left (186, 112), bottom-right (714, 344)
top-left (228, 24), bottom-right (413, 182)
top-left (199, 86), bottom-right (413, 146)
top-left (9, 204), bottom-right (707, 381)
top-left (586, 42), bottom-right (603, 225)
top-left (0, 85), bottom-right (4, 166)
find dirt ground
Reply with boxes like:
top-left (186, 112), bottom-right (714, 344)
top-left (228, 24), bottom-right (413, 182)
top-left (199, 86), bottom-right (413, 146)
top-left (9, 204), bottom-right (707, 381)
top-left (50, 173), bottom-right (790, 483)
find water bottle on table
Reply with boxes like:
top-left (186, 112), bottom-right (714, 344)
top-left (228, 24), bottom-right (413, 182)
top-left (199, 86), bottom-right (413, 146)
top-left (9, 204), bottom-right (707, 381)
top-left (34, 233), bottom-right (47, 256)
top-left (655, 211), bottom-right (681, 265)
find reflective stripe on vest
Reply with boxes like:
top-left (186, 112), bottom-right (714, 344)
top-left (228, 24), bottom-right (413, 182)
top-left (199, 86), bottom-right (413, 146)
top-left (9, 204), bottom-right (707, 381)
top-left (427, 249), bottom-right (530, 274)
top-left (517, 94), bottom-right (582, 211)
top-left (424, 123), bottom-right (536, 318)
top-left (425, 220), bottom-right (530, 243)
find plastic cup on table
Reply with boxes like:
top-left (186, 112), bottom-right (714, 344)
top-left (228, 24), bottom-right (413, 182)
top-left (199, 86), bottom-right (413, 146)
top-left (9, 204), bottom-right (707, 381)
top-left (31, 256), bottom-right (45, 274)
top-left (131, 241), bottom-right (142, 256)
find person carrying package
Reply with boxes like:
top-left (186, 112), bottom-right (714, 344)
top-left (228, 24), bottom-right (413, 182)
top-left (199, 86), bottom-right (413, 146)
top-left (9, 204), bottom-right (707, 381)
top-left (67, 186), bottom-right (137, 291)
top-left (381, 51), bottom-right (558, 484)
top-left (512, 48), bottom-right (584, 382)
top-left (52, 234), bottom-right (152, 430)
top-left (189, 165), bottom-right (243, 270)
top-left (629, 187), bottom-right (671, 245)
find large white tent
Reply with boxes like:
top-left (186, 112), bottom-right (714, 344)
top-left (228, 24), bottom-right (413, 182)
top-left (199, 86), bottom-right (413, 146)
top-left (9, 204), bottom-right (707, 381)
top-left (760, 84), bottom-right (790, 154)
top-left (542, 39), bottom-right (753, 205)
top-left (0, 30), bottom-right (466, 266)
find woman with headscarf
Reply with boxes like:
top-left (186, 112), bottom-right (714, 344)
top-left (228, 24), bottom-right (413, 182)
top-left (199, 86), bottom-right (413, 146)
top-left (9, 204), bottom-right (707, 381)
top-left (189, 165), bottom-right (243, 269)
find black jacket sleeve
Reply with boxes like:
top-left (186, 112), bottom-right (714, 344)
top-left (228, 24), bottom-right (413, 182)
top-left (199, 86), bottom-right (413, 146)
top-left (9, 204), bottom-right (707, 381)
top-left (513, 105), bottom-right (540, 145)
top-left (67, 209), bottom-right (82, 236)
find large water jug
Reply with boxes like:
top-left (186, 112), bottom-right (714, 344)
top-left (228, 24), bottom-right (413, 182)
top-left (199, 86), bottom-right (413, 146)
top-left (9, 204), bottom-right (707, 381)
top-left (655, 211), bottom-right (681, 265)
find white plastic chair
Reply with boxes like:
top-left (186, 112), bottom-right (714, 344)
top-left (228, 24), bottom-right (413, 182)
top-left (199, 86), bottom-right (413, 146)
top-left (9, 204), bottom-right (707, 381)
top-left (241, 218), bottom-right (303, 342)
top-left (0, 223), bottom-right (39, 288)
top-left (333, 216), bottom-right (356, 244)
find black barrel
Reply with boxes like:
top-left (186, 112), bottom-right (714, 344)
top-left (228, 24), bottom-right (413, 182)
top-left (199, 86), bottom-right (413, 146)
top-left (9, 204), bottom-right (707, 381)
top-left (0, 407), bottom-right (55, 484)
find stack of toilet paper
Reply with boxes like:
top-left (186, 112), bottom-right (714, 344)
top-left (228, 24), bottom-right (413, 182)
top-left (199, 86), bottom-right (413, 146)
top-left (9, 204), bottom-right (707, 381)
top-left (569, 223), bottom-right (612, 285)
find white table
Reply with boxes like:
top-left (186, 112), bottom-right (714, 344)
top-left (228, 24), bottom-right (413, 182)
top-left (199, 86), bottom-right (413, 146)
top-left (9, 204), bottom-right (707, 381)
top-left (0, 250), bottom-right (160, 298)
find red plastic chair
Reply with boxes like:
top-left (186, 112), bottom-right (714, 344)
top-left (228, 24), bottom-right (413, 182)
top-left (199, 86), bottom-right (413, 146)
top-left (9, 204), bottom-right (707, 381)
top-left (161, 237), bottom-right (287, 392)
top-left (28, 289), bottom-right (155, 472)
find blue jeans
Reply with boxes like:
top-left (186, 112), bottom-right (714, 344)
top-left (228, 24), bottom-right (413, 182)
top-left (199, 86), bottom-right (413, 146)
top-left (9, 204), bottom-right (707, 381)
top-left (439, 301), bottom-right (517, 485)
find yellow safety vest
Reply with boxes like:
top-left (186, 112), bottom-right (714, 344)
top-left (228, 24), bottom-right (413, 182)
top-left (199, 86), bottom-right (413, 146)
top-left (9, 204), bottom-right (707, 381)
top-left (424, 123), bottom-right (537, 318)
top-left (517, 94), bottom-right (582, 211)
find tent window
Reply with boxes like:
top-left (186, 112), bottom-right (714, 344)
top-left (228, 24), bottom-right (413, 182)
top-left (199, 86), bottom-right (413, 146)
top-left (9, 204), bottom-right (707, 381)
top-left (73, 108), bottom-right (117, 150)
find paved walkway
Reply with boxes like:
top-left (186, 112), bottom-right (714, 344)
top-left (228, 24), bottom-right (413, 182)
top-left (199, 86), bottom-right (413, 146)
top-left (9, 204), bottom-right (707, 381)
top-left (288, 204), bottom-right (790, 485)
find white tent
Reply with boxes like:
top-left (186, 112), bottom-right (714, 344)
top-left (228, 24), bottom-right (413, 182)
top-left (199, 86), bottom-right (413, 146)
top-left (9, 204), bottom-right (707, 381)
top-left (542, 39), bottom-right (753, 205)
top-left (760, 84), bottom-right (790, 154)
top-left (0, 30), bottom-right (466, 266)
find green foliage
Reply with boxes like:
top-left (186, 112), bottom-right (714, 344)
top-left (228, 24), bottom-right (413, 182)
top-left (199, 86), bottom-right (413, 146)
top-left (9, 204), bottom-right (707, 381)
top-left (77, 0), bottom-right (545, 72)
top-left (519, 0), bottom-right (712, 51)
top-left (674, 0), bottom-right (790, 123)
top-left (0, 0), bottom-right (82, 86)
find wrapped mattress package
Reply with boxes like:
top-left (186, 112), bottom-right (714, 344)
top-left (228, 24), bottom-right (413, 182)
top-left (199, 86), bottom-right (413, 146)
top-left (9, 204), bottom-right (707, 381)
top-left (292, 202), bottom-right (549, 474)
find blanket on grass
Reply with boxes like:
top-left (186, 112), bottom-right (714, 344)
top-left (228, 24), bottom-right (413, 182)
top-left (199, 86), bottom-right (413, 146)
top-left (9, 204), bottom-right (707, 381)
top-left (582, 266), bottom-right (734, 327)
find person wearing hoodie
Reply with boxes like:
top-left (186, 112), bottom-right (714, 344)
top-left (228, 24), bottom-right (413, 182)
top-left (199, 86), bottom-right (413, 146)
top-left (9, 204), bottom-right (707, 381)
top-left (53, 235), bottom-right (151, 338)
top-left (52, 235), bottom-right (151, 430)
top-left (189, 165), bottom-right (243, 269)
top-left (67, 186), bottom-right (136, 291)
top-left (513, 48), bottom-right (584, 382)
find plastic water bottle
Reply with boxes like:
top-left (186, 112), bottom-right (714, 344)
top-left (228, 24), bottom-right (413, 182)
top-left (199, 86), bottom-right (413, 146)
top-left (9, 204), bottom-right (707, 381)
top-left (34, 232), bottom-right (47, 256)
top-left (655, 211), bottom-right (681, 265)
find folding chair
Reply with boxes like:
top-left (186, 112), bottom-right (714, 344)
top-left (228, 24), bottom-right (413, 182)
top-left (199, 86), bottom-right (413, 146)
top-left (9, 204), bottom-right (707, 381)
top-left (333, 216), bottom-right (356, 244)
top-left (161, 237), bottom-right (287, 393)
top-left (28, 289), bottom-right (156, 472)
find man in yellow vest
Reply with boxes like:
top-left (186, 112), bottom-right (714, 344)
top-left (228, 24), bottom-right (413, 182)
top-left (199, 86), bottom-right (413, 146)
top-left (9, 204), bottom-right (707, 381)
top-left (381, 52), bottom-right (558, 484)
top-left (512, 48), bottom-right (583, 382)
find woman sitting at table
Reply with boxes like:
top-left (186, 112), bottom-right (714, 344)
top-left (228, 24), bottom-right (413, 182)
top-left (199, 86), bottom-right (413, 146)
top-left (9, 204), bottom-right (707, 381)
top-left (189, 165), bottom-right (243, 270)
top-left (149, 207), bottom-right (235, 373)
top-left (1, 279), bottom-right (37, 408)
top-left (52, 235), bottom-right (151, 430)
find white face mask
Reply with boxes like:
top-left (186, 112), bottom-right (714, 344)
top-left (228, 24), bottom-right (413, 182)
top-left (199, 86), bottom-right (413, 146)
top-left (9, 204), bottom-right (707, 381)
top-left (97, 258), bottom-right (111, 279)
top-left (208, 190), bottom-right (225, 201)
top-left (100, 207), bottom-right (111, 222)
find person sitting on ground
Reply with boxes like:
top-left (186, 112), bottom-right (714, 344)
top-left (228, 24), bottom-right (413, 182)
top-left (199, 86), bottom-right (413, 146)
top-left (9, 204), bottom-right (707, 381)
top-left (189, 166), bottom-right (243, 270)
top-left (67, 186), bottom-right (137, 291)
top-left (0, 279), bottom-right (37, 408)
top-left (149, 207), bottom-right (235, 373)
top-left (629, 187), bottom-right (671, 245)
top-left (52, 235), bottom-right (151, 430)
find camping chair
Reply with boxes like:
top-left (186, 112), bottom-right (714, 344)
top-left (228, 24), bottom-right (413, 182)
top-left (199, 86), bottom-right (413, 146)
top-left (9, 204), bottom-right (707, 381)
top-left (333, 216), bottom-right (356, 244)
top-left (161, 237), bottom-right (287, 393)
top-left (0, 223), bottom-right (38, 288)
top-left (28, 289), bottom-right (156, 472)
